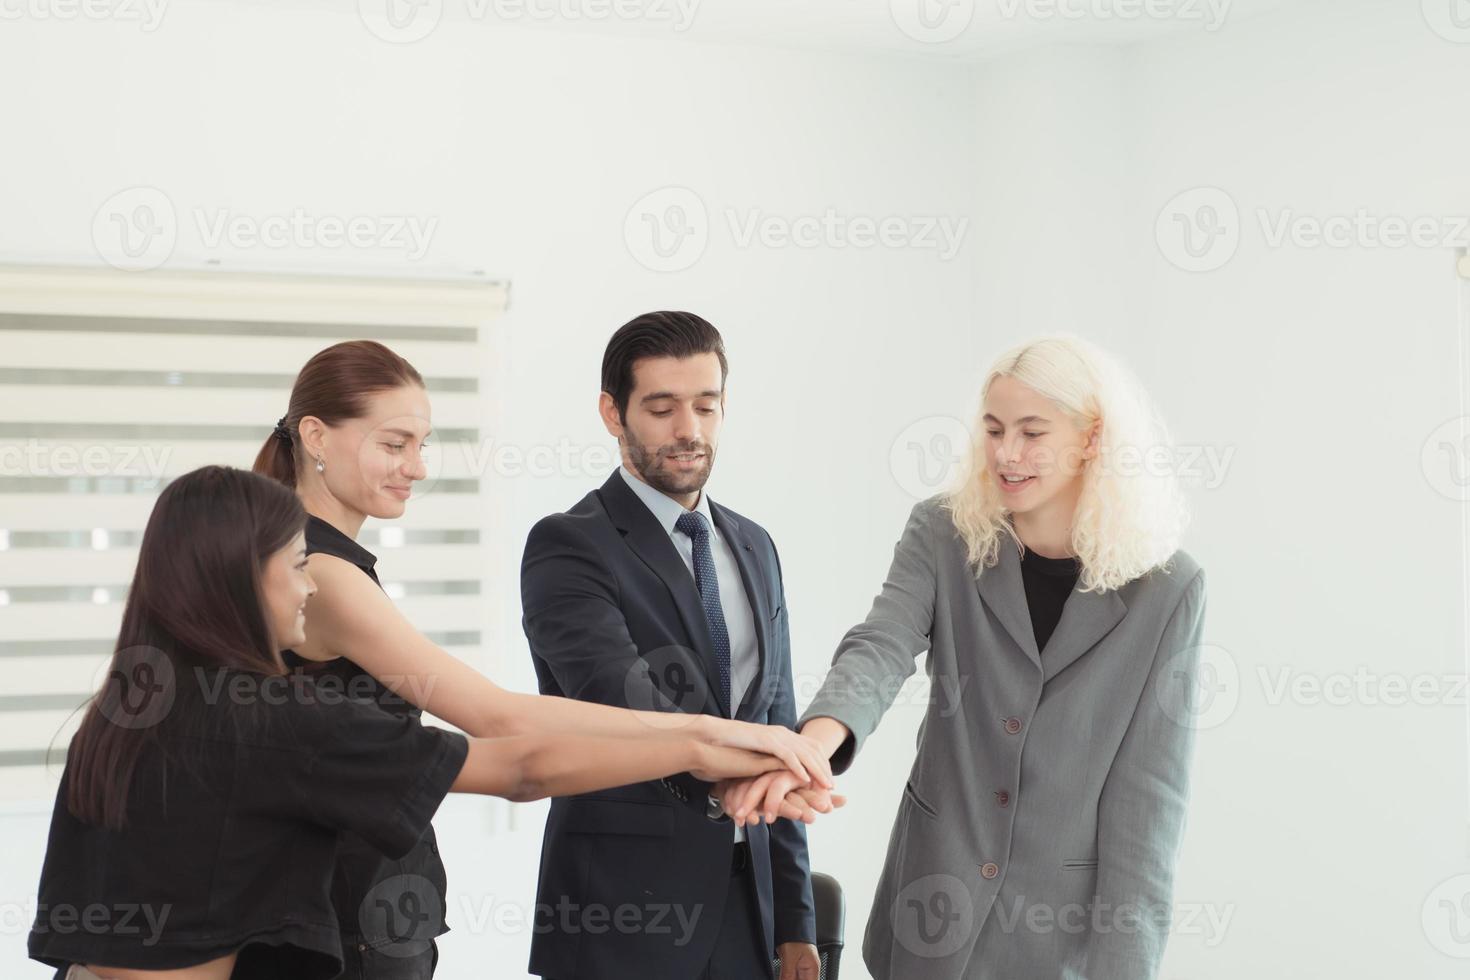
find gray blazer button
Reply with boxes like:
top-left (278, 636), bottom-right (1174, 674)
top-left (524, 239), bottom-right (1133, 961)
top-left (1003, 716), bottom-right (1022, 734)
top-left (994, 790), bottom-right (1010, 807)
top-left (980, 863), bottom-right (999, 879)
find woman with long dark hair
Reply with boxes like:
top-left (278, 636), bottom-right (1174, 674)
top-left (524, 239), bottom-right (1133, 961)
top-left (27, 466), bottom-right (789, 980)
top-left (250, 340), bottom-right (836, 977)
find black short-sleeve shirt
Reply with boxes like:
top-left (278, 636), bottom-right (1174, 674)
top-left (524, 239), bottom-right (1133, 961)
top-left (28, 669), bottom-right (468, 980)
top-left (281, 515), bottom-right (460, 948)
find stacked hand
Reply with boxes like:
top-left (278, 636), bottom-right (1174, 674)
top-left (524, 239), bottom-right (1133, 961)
top-left (704, 719), bottom-right (835, 792)
top-left (715, 769), bottom-right (845, 826)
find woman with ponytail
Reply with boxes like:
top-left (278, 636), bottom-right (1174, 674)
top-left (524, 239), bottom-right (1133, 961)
top-left (28, 466), bottom-right (789, 980)
top-left (250, 341), bottom-right (836, 978)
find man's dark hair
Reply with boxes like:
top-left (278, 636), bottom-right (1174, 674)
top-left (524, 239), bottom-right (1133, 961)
top-left (601, 311), bottom-right (728, 422)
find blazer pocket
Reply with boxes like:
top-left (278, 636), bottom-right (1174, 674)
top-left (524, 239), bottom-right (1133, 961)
top-left (564, 796), bottom-right (675, 838)
top-left (1061, 857), bottom-right (1099, 870)
top-left (903, 780), bottom-right (939, 819)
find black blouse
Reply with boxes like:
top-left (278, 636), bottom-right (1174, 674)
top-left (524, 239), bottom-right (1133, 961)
top-left (282, 515), bottom-right (459, 951)
top-left (1019, 546), bottom-right (1081, 655)
top-left (28, 668), bottom-right (468, 979)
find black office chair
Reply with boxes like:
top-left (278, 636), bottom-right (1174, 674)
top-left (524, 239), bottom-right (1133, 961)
top-left (771, 871), bottom-right (845, 979)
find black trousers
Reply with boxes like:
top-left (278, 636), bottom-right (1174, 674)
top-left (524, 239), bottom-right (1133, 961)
top-left (702, 842), bottom-right (774, 980)
top-left (334, 936), bottom-right (438, 979)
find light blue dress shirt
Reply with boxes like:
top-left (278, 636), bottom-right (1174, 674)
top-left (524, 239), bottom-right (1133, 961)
top-left (618, 465), bottom-right (760, 840)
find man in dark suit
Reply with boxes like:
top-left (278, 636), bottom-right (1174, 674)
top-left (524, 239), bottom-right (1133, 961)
top-left (520, 311), bottom-right (821, 980)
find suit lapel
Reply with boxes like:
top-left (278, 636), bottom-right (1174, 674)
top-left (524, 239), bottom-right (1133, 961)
top-left (711, 502), bottom-right (771, 720)
top-left (598, 471), bottom-right (728, 717)
top-left (974, 531), bottom-right (1127, 681)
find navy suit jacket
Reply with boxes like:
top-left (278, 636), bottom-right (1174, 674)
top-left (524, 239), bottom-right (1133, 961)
top-left (520, 470), bottom-right (816, 980)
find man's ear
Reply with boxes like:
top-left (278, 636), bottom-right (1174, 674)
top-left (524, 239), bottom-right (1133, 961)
top-left (598, 391), bottom-right (624, 439)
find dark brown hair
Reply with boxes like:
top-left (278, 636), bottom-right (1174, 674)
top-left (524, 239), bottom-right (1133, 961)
top-left (600, 311), bottom-right (728, 422)
top-left (65, 466), bottom-right (306, 829)
top-left (253, 340), bottom-right (425, 487)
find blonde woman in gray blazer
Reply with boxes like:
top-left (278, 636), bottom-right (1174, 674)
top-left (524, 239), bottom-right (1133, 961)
top-left (719, 336), bottom-right (1208, 980)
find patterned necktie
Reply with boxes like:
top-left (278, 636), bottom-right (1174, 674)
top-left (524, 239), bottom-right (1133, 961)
top-left (674, 510), bottom-right (732, 716)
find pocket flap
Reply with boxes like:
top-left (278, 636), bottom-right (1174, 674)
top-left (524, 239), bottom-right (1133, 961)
top-left (564, 796), bottom-right (676, 837)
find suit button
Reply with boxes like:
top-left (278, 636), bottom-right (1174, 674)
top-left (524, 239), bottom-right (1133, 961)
top-left (995, 790), bottom-right (1010, 807)
top-left (980, 863), bottom-right (999, 879)
top-left (1003, 716), bottom-right (1022, 735)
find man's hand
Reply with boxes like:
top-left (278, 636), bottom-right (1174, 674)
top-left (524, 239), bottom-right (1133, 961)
top-left (777, 941), bottom-right (820, 980)
top-left (716, 770), bottom-right (844, 826)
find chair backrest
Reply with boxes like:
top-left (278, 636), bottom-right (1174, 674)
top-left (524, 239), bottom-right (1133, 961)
top-left (771, 871), bottom-right (845, 979)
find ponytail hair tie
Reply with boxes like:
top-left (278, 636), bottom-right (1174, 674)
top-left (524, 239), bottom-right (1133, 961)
top-left (272, 416), bottom-right (292, 442)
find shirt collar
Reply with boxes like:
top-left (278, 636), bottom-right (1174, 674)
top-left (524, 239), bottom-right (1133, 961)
top-left (618, 464), bottom-right (715, 536)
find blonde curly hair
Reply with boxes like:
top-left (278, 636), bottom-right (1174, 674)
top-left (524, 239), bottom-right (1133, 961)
top-left (942, 334), bottom-right (1190, 593)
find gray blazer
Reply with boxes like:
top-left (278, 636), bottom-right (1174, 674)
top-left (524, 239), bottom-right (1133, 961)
top-left (800, 496), bottom-right (1207, 980)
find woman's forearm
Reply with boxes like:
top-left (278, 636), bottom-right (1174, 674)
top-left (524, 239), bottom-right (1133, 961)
top-left (497, 689), bottom-right (713, 743)
top-left (453, 734), bottom-right (774, 802)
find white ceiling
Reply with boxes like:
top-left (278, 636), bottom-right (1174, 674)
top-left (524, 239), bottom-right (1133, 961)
top-left (258, 0), bottom-right (1309, 60)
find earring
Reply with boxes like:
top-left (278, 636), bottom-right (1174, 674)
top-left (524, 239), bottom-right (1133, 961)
top-left (315, 457), bottom-right (325, 473)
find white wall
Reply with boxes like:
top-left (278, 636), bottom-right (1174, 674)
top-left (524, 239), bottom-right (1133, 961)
top-left (0, 5), bottom-right (978, 978)
top-left (960, 2), bottom-right (1470, 977)
top-left (3, 1), bottom-right (1468, 977)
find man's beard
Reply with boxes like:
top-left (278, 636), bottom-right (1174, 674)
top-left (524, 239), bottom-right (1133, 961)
top-left (626, 434), bottom-right (716, 496)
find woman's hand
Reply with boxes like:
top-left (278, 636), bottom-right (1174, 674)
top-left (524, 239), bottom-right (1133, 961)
top-left (702, 719), bottom-right (834, 790)
top-left (689, 742), bottom-right (789, 784)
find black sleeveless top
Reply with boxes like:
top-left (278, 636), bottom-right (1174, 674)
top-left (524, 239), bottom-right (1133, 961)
top-left (1019, 546), bottom-right (1081, 655)
top-left (283, 515), bottom-right (457, 954)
